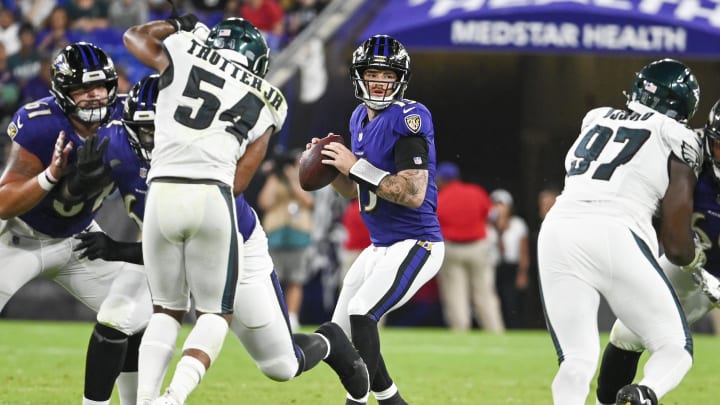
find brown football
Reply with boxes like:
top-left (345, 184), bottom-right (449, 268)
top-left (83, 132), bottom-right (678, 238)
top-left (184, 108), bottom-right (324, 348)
top-left (299, 133), bottom-right (343, 191)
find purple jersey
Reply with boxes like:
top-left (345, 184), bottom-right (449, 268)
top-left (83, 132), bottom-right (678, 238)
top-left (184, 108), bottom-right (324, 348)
top-left (693, 166), bottom-right (720, 279)
top-left (99, 121), bottom-right (257, 240)
top-left (348, 100), bottom-right (442, 246)
top-left (7, 96), bottom-right (121, 237)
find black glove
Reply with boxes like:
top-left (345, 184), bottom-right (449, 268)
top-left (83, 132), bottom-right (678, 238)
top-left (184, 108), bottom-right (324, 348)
top-left (166, 13), bottom-right (198, 32)
top-left (74, 232), bottom-right (144, 264)
top-left (66, 136), bottom-right (112, 197)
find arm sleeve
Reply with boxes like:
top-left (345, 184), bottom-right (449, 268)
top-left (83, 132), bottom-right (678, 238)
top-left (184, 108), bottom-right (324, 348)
top-left (394, 135), bottom-right (429, 171)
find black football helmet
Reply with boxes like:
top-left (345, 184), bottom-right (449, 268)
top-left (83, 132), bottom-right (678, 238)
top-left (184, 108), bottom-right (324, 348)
top-left (50, 42), bottom-right (119, 124)
top-left (627, 58), bottom-right (700, 123)
top-left (350, 34), bottom-right (411, 110)
top-left (206, 18), bottom-right (270, 78)
top-left (704, 99), bottom-right (720, 180)
top-left (122, 74), bottom-right (159, 164)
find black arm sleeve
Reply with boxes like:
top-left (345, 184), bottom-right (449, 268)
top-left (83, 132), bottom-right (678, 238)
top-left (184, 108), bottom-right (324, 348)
top-left (394, 135), bottom-right (429, 171)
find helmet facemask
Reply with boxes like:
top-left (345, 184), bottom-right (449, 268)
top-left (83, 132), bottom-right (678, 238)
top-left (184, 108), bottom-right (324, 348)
top-left (351, 35), bottom-right (411, 110)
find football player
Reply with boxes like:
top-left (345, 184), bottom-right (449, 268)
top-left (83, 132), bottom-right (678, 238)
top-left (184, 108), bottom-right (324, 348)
top-left (0, 42), bottom-right (152, 405)
top-left (123, 17), bottom-right (368, 405)
top-left (537, 59), bottom-right (703, 405)
top-left (313, 34), bottom-right (445, 405)
top-left (594, 99), bottom-right (720, 405)
top-left (75, 73), bottom-right (369, 404)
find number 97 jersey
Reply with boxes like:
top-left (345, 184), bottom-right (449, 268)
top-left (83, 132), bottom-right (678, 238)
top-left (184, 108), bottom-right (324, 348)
top-left (149, 32), bottom-right (288, 186)
top-left (558, 100), bottom-right (702, 225)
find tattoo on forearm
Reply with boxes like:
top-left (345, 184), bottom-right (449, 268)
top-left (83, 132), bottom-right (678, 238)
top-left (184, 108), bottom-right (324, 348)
top-left (377, 169), bottom-right (427, 206)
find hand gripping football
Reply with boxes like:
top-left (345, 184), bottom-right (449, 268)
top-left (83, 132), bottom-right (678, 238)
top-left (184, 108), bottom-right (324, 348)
top-left (299, 133), bottom-right (343, 191)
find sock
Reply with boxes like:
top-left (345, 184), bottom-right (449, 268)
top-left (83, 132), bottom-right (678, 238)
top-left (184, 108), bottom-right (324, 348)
top-left (371, 355), bottom-right (394, 393)
top-left (137, 314), bottom-right (180, 404)
top-left (292, 332), bottom-right (329, 375)
top-left (82, 399), bottom-right (109, 405)
top-left (289, 312), bottom-right (300, 332)
top-left (166, 356), bottom-right (206, 403)
top-left (117, 331), bottom-right (143, 405)
top-left (84, 323), bottom-right (129, 401)
top-left (596, 343), bottom-right (642, 404)
top-left (350, 315), bottom-right (380, 383)
top-left (374, 383), bottom-right (399, 401)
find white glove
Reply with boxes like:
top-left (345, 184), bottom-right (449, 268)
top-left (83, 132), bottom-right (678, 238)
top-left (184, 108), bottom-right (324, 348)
top-left (691, 267), bottom-right (720, 307)
top-left (192, 22), bottom-right (210, 42)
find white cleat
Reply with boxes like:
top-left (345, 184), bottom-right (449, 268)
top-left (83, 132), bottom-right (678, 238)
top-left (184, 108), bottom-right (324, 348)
top-left (150, 391), bottom-right (182, 405)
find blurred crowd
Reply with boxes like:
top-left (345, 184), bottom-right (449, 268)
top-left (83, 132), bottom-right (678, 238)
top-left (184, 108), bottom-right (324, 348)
top-left (0, 0), bottom-right (331, 169)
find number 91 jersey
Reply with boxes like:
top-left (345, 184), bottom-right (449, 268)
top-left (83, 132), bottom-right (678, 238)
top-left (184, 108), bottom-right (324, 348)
top-left (555, 101), bottom-right (702, 237)
top-left (149, 32), bottom-right (288, 186)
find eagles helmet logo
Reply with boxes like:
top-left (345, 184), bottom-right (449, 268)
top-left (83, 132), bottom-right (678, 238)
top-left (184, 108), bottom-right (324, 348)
top-left (404, 114), bottom-right (421, 133)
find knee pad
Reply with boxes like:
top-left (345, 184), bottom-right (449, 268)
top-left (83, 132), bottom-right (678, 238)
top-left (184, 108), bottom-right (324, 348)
top-left (609, 323), bottom-right (645, 353)
top-left (233, 282), bottom-right (277, 329)
top-left (182, 314), bottom-right (228, 365)
top-left (257, 355), bottom-right (299, 382)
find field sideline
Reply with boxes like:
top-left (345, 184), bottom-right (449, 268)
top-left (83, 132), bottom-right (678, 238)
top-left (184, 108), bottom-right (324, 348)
top-left (0, 320), bottom-right (717, 404)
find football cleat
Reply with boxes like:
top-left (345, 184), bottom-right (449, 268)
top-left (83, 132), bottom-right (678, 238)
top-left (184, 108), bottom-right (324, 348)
top-left (615, 384), bottom-right (658, 405)
top-left (315, 321), bottom-right (370, 400)
top-left (150, 389), bottom-right (183, 405)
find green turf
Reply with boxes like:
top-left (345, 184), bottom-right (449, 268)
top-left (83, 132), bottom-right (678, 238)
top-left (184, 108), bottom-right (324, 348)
top-left (0, 320), bottom-right (716, 404)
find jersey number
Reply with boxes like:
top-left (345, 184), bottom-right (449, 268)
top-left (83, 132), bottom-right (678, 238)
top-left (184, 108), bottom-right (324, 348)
top-left (568, 125), bottom-right (650, 180)
top-left (174, 66), bottom-right (264, 144)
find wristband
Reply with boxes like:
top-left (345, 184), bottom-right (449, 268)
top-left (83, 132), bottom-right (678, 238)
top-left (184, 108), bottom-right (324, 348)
top-left (37, 169), bottom-right (57, 191)
top-left (349, 159), bottom-right (390, 191)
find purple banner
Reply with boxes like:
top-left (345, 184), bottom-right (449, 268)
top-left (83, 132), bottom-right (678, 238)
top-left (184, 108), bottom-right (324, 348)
top-left (360, 1), bottom-right (720, 56)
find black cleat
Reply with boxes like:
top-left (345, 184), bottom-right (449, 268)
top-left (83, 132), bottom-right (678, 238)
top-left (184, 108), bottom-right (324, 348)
top-left (345, 399), bottom-right (365, 405)
top-left (378, 391), bottom-right (409, 405)
top-left (615, 384), bottom-right (658, 405)
top-left (316, 322), bottom-right (370, 400)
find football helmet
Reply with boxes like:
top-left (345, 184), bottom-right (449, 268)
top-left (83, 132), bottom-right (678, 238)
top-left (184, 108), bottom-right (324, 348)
top-left (350, 34), bottom-right (411, 110)
top-left (50, 42), bottom-right (118, 124)
top-left (627, 58), bottom-right (700, 122)
top-left (122, 74), bottom-right (159, 164)
top-left (206, 18), bottom-right (270, 78)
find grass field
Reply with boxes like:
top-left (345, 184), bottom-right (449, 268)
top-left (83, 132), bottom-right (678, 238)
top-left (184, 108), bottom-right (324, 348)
top-left (0, 320), bottom-right (717, 404)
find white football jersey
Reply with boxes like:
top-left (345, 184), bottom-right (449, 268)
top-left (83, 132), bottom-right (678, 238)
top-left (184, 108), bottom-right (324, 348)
top-left (551, 101), bottom-right (702, 242)
top-left (148, 32), bottom-right (288, 186)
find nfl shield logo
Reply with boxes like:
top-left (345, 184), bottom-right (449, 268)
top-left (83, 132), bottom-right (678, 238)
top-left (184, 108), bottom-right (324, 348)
top-left (404, 114), bottom-right (421, 133)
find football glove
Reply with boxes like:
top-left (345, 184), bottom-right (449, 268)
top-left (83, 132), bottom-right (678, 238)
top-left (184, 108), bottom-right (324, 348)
top-left (691, 268), bottom-right (720, 307)
top-left (680, 233), bottom-right (709, 273)
top-left (74, 232), bottom-right (144, 264)
top-left (65, 136), bottom-right (112, 197)
top-left (166, 13), bottom-right (198, 32)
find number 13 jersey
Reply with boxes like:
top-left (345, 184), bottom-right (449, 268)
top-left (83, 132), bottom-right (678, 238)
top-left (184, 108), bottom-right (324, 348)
top-left (149, 32), bottom-right (287, 186)
top-left (552, 101), bottom-right (703, 241)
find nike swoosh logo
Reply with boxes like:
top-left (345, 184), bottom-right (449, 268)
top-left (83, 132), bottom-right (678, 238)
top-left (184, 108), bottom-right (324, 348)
top-left (16, 117), bottom-right (23, 128)
top-left (403, 107), bottom-right (416, 113)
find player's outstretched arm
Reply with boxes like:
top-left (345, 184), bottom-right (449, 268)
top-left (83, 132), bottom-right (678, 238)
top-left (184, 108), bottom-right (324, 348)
top-left (0, 132), bottom-right (71, 219)
top-left (123, 15), bottom-right (196, 73)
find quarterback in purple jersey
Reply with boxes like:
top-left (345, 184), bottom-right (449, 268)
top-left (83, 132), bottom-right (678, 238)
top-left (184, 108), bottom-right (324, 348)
top-left (76, 73), bottom-right (368, 404)
top-left (0, 43), bottom-right (151, 405)
top-left (314, 34), bottom-right (445, 405)
top-left (594, 99), bottom-right (720, 405)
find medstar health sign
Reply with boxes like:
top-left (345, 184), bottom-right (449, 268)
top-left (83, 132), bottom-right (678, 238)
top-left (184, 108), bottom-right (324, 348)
top-left (361, 0), bottom-right (720, 56)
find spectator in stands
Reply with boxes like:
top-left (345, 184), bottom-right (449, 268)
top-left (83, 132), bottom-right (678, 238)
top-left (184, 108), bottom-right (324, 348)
top-left (490, 189), bottom-right (530, 329)
top-left (36, 6), bottom-right (80, 56)
top-left (0, 6), bottom-right (20, 56)
top-left (239, 0), bottom-right (285, 51)
top-left (66, 0), bottom-right (108, 32)
top-left (258, 148), bottom-right (314, 331)
top-left (107, 0), bottom-right (147, 30)
top-left (285, 0), bottom-right (325, 40)
top-left (16, 0), bottom-right (56, 28)
top-left (19, 55), bottom-right (51, 104)
top-left (435, 161), bottom-right (504, 333)
top-left (7, 22), bottom-right (40, 85)
top-left (0, 42), bottom-right (19, 125)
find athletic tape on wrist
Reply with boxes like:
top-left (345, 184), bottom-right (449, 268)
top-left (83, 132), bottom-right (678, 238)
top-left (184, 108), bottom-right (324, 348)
top-left (37, 169), bottom-right (56, 191)
top-left (349, 159), bottom-right (389, 191)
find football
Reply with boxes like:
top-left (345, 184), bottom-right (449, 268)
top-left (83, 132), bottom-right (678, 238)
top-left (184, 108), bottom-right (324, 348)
top-left (299, 133), bottom-right (344, 191)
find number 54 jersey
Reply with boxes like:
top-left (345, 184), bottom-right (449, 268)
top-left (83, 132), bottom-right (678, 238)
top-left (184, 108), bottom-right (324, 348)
top-left (149, 31), bottom-right (287, 186)
top-left (552, 100), bottom-right (703, 243)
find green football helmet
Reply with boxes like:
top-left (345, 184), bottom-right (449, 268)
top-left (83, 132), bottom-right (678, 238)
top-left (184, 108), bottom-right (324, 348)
top-left (628, 58), bottom-right (700, 122)
top-left (206, 18), bottom-right (270, 78)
